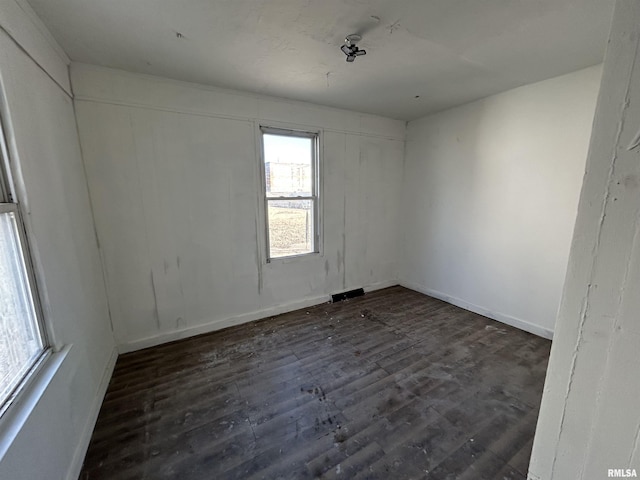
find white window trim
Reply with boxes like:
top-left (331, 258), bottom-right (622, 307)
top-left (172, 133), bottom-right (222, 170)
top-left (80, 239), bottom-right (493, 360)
top-left (0, 99), bottom-right (52, 421)
top-left (0, 345), bottom-right (69, 461)
top-left (257, 124), bottom-right (323, 263)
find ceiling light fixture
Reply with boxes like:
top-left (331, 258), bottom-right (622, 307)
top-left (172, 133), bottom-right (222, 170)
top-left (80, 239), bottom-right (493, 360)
top-left (340, 34), bottom-right (366, 63)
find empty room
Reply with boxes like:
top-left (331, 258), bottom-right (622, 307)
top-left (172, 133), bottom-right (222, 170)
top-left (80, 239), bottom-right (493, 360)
top-left (1, 1), bottom-right (639, 479)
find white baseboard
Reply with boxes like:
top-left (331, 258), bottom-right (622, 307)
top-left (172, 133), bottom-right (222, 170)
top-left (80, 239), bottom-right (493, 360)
top-left (362, 279), bottom-right (398, 293)
top-left (66, 346), bottom-right (118, 480)
top-left (400, 281), bottom-right (554, 340)
top-left (118, 280), bottom-right (399, 354)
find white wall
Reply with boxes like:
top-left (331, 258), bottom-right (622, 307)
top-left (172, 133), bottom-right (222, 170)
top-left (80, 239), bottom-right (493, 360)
top-left (400, 65), bottom-right (602, 338)
top-left (71, 63), bottom-right (405, 353)
top-left (530, 2), bottom-right (640, 478)
top-left (0, 2), bottom-right (115, 479)
top-left (0, 0), bottom-right (70, 94)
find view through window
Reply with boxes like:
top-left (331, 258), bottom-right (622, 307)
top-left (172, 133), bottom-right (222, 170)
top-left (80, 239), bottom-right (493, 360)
top-left (261, 129), bottom-right (319, 259)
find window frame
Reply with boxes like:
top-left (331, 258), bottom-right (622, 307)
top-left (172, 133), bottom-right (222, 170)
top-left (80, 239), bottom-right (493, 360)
top-left (0, 108), bottom-right (49, 419)
top-left (258, 126), bottom-right (321, 262)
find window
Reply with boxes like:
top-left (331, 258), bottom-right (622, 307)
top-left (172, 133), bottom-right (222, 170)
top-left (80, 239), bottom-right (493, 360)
top-left (0, 118), bottom-right (46, 416)
top-left (260, 127), bottom-right (320, 260)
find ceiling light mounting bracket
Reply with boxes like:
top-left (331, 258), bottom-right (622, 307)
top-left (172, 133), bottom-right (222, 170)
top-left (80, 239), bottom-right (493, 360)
top-left (340, 34), bottom-right (366, 63)
top-left (345, 34), bottom-right (362, 46)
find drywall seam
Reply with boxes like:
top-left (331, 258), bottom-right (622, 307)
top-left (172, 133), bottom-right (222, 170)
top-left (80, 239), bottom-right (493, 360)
top-left (252, 120), bottom-right (264, 294)
top-left (72, 97), bottom-right (404, 142)
top-left (97, 245), bottom-right (115, 334)
top-left (11, 0), bottom-right (69, 65)
top-left (0, 0), bottom-right (70, 93)
top-left (129, 106), bottom-right (159, 335)
top-left (70, 97), bottom-right (115, 335)
top-left (117, 280), bottom-right (397, 354)
top-left (550, 34), bottom-right (638, 477)
top-left (341, 134), bottom-right (347, 290)
top-left (255, 216), bottom-right (263, 294)
top-left (64, 346), bottom-right (118, 480)
top-left (400, 121), bottom-right (409, 290)
top-left (150, 271), bottom-right (160, 330)
top-left (71, 63), bottom-right (403, 133)
top-left (400, 281), bottom-right (553, 340)
top-left (0, 24), bottom-right (70, 97)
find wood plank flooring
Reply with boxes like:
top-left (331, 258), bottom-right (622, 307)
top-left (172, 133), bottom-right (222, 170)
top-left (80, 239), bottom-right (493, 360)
top-left (80, 286), bottom-right (551, 480)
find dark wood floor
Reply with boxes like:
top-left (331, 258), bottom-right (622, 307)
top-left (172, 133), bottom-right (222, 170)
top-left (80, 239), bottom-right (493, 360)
top-left (80, 286), bottom-right (551, 480)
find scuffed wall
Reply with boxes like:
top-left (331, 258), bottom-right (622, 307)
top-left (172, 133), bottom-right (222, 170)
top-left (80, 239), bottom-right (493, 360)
top-left (0, 4), bottom-right (115, 478)
top-left (72, 64), bottom-right (404, 352)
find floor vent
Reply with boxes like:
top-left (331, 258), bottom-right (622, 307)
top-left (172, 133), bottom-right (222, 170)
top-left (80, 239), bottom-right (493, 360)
top-left (331, 288), bottom-right (365, 303)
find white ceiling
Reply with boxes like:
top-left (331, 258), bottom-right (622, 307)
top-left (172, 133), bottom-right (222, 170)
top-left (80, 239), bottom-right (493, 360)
top-left (27, 0), bottom-right (614, 120)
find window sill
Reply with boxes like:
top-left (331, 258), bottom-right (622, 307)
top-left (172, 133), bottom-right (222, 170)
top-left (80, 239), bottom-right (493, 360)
top-left (0, 344), bottom-right (71, 462)
top-left (266, 251), bottom-right (323, 265)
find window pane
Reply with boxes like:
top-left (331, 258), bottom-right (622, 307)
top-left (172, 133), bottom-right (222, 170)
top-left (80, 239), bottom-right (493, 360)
top-left (263, 134), bottom-right (312, 197)
top-left (267, 199), bottom-right (314, 258)
top-left (0, 211), bottom-right (43, 407)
